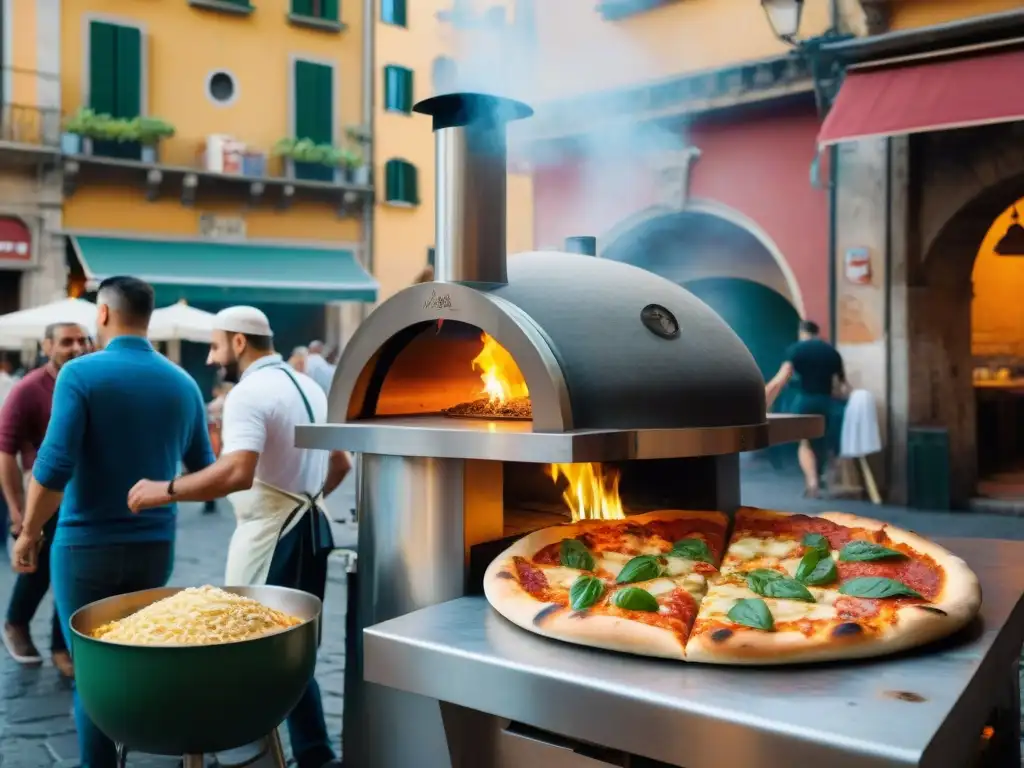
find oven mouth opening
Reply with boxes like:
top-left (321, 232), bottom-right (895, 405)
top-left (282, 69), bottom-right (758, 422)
top-left (357, 319), bottom-right (534, 422)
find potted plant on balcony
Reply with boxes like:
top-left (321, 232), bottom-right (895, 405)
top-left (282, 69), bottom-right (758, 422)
top-left (135, 117), bottom-right (175, 163)
top-left (345, 147), bottom-right (370, 185)
top-left (274, 137), bottom-right (347, 182)
top-left (62, 107), bottom-right (98, 155)
top-left (345, 124), bottom-right (372, 185)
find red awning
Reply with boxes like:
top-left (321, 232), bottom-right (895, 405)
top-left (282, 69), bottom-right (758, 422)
top-left (818, 48), bottom-right (1024, 146)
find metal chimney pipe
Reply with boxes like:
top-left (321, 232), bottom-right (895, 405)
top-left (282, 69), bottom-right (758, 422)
top-left (564, 236), bottom-right (597, 256)
top-left (413, 92), bottom-right (533, 288)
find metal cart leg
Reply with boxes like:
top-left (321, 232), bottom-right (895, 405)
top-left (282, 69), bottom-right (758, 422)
top-left (182, 755), bottom-right (205, 768)
top-left (267, 728), bottom-right (288, 768)
top-left (980, 658), bottom-right (1021, 767)
top-left (115, 743), bottom-right (128, 768)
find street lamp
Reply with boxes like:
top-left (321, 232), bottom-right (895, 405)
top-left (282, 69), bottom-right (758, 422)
top-left (759, 0), bottom-right (846, 116)
top-left (761, 0), bottom-right (804, 44)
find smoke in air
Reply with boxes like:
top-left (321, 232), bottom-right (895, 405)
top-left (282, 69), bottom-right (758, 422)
top-left (437, 0), bottom-right (690, 222)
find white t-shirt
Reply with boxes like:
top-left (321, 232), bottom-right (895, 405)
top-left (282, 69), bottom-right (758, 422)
top-left (220, 354), bottom-right (329, 495)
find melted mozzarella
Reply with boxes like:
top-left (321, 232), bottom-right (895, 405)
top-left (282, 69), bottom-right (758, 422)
top-left (646, 578), bottom-right (678, 596)
top-left (699, 581), bottom-right (842, 624)
top-left (726, 537), bottom-right (800, 561)
top-left (541, 566), bottom-right (587, 590)
top-left (597, 549), bottom-right (697, 579)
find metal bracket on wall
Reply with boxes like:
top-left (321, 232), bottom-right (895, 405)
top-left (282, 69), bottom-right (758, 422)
top-left (277, 184), bottom-right (295, 211)
top-left (144, 168), bottom-right (163, 202)
top-left (181, 173), bottom-right (198, 207)
top-left (62, 159), bottom-right (80, 197)
top-left (247, 181), bottom-right (265, 209)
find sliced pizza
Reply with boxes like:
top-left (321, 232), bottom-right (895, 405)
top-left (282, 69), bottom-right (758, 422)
top-left (684, 508), bottom-right (982, 664)
top-left (483, 510), bottom-right (729, 660)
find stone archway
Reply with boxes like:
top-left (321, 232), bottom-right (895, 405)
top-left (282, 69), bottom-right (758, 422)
top-left (601, 202), bottom-right (802, 383)
top-left (908, 122), bottom-right (1024, 506)
top-left (599, 200), bottom-right (806, 318)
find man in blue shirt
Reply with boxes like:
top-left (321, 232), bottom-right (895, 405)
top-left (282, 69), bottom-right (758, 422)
top-left (11, 276), bottom-right (215, 768)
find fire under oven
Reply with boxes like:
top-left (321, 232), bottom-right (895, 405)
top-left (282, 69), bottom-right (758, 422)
top-left (296, 93), bottom-right (1024, 768)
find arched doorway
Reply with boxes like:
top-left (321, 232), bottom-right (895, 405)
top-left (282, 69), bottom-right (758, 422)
top-left (910, 138), bottom-right (1024, 506)
top-left (601, 205), bottom-right (803, 467)
top-left (601, 204), bottom-right (803, 380)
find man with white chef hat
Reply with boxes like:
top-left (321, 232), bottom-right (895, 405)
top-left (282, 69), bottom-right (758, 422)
top-left (128, 305), bottom-right (350, 768)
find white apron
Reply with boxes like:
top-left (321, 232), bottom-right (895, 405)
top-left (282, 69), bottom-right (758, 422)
top-left (224, 479), bottom-right (324, 586)
top-left (223, 361), bottom-right (327, 587)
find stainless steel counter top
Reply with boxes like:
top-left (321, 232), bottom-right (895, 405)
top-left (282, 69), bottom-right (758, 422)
top-left (363, 537), bottom-right (1024, 768)
top-left (296, 413), bottom-right (822, 462)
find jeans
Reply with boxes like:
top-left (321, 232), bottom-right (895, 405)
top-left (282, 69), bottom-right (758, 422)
top-left (7, 517), bottom-right (65, 652)
top-left (51, 540), bottom-right (174, 768)
top-left (266, 514), bottom-right (335, 768)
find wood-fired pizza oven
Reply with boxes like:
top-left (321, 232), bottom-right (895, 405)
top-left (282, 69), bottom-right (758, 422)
top-left (294, 92), bottom-right (822, 768)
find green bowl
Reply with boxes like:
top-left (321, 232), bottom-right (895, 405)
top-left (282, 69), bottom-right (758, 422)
top-left (70, 585), bottom-right (321, 756)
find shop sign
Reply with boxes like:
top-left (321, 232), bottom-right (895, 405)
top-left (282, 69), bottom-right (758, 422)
top-left (0, 217), bottom-right (31, 260)
top-left (844, 247), bottom-right (872, 285)
top-left (199, 213), bottom-right (246, 240)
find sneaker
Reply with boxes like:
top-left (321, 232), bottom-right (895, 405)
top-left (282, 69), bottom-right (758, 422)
top-left (2, 622), bottom-right (43, 665)
top-left (52, 649), bottom-right (74, 678)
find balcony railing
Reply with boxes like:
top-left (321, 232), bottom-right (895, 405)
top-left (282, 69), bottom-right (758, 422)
top-left (0, 102), bottom-right (61, 148)
top-left (0, 67), bottom-right (62, 149)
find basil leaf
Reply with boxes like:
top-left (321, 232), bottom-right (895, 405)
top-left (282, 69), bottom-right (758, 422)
top-left (559, 539), bottom-right (595, 571)
top-left (727, 598), bottom-right (774, 631)
top-left (802, 533), bottom-right (831, 556)
top-left (616, 555), bottom-right (662, 584)
top-left (670, 538), bottom-right (713, 563)
top-left (745, 568), bottom-right (784, 594)
top-left (762, 577), bottom-right (816, 603)
top-left (839, 577), bottom-right (922, 600)
top-left (795, 550), bottom-right (837, 586)
top-left (611, 587), bottom-right (660, 612)
top-left (839, 541), bottom-right (907, 562)
top-left (569, 575), bottom-right (604, 611)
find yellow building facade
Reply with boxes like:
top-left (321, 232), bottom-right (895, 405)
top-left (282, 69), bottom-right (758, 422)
top-left (50, 0), bottom-right (377, 366)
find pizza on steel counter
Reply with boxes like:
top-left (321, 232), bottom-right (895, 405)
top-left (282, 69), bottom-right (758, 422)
top-left (483, 507), bottom-right (981, 664)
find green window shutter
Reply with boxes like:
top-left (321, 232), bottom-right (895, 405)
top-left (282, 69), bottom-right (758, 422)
top-left (381, 0), bottom-right (407, 26)
top-left (385, 159), bottom-right (418, 204)
top-left (292, 0), bottom-right (314, 14)
top-left (384, 66), bottom-right (413, 114)
top-left (294, 60), bottom-right (333, 143)
top-left (88, 22), bottom-right (118, 114)
top-left (113, 25), bottom-right (142, 119)
top-left (320, 0), bottom-right (340, 21)
top-left (294, 60), bottom-right (334, 182)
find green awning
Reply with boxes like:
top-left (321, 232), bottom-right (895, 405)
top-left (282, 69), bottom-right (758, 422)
top-left (72, 235), bottom-right (378, 305)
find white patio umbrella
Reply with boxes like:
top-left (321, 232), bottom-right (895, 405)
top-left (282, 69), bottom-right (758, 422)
top-left (148, 300), bottom-right (215, 344)
top-left (0, 298), bottom-right (96, 340)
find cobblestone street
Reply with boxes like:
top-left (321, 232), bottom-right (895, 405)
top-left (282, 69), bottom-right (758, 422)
top-left (1, 463), bottom-right (1023, 766)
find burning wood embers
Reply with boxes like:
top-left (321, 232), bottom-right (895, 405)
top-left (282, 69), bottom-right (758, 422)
top-left (442, 332), bottom-right (533, 420)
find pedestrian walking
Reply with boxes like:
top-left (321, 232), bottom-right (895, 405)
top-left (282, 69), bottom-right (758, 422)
top-left (0, 322), bottom-right (87, 676)
top-left (10, 276), bottom-right (215, 768)
top-left (765, 319), bottom-right (848, 498)
top-left (127, 305), bottom-right (350, 768)
top-left (305, 340), bottom-right (336, 394)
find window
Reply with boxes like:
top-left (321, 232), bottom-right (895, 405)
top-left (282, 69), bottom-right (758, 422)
top-left (291, 0), bottom-right (340, 22)
top-left (384, 65), bottom-right (414, 114)
top-left (385, 159), bottom-right (418, 205)
top-left (293, 59), bottom-right (335, 182)
top-left (207, 71), bottom-right (237, 105)
top-left (381, 0), bottom-right (407, 26)
top-left (431, 56), bottom-right (457, 94)
top-left (89, 20), bottom-right (142, 160)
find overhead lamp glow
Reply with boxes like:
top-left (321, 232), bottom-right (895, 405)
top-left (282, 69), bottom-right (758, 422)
top-left (761, 0), bottom-right (804, 43)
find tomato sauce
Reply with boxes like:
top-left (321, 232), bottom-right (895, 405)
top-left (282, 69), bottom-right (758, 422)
top-left (836, 558), bottom-right (941, 600)
top-left (625, 588), bottom-right (696, 644)
top-left (532, 542), bottom-right (561, 565)
top-left (643, 519), bottom-right (727, 558)
top-left (834, 596), bottom-right (882, 620)
top-left (513, 556), bottom-right (550, 598)
top-left (736, 512), bottom-right (859, 549)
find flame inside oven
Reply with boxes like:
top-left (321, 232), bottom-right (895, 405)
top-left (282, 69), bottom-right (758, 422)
top-left (473, 332), bottom-right (529, 405)
top-left (548, 463), bottom-right (626, 522)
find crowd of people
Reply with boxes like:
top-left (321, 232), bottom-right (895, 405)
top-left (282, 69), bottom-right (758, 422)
top-left (1, 277), bottom-right (349, 768)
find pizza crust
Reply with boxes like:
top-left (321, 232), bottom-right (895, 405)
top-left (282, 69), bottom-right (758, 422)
top-left (483, 509), bottom-right (728, 660)
top-left (686, 509), bottom-right (982, 665)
